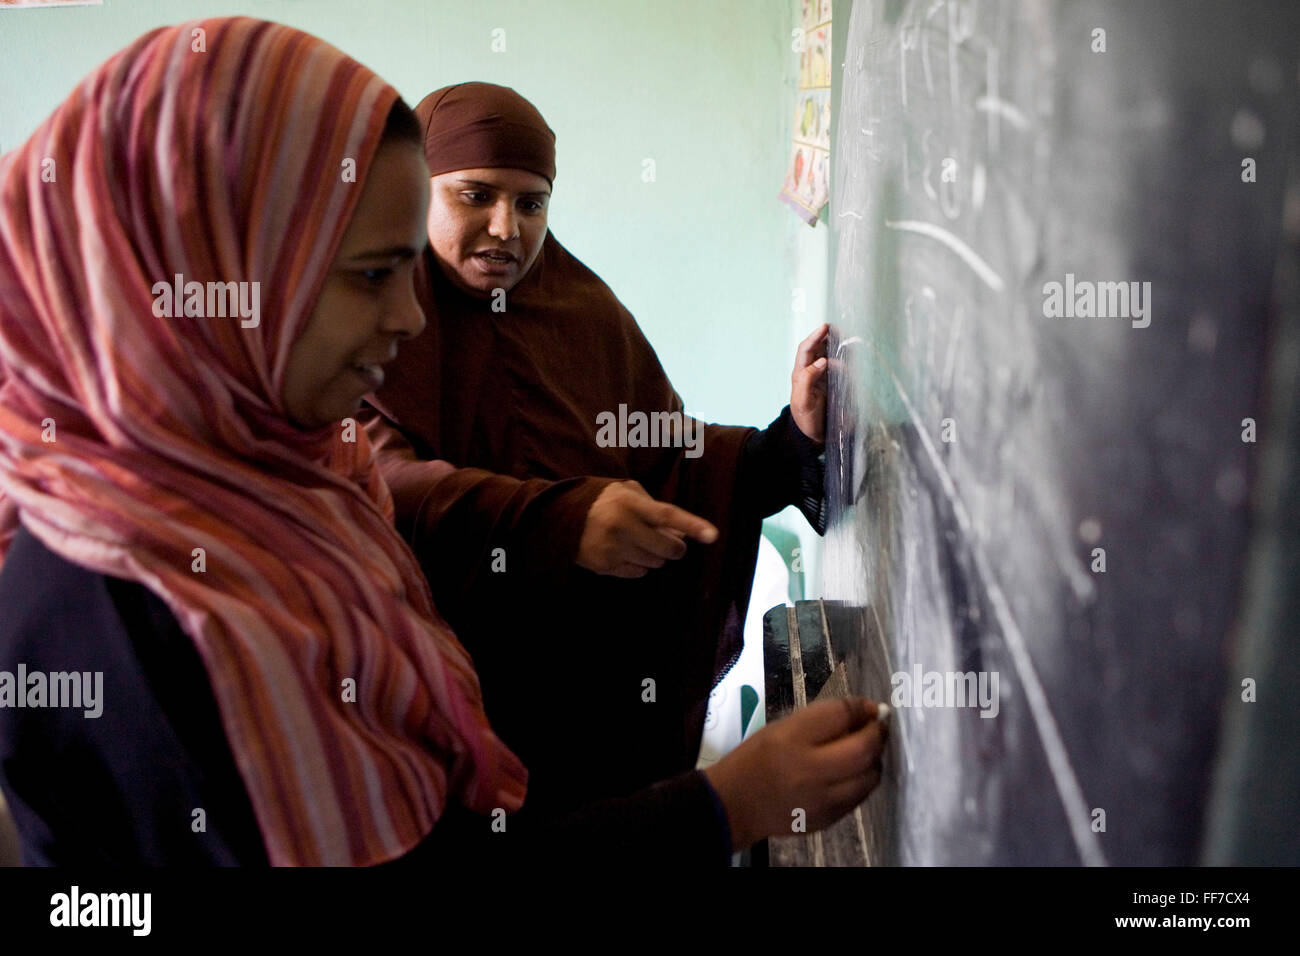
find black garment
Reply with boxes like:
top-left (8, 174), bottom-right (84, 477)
top-left (0, 524), bottom-right (266, 866)
top-left (741, 405), bottom-right (827, 533)
top-left (0, 525), bottom-right (731, 866)
top-left (386, 770), bottom-right (731, 868)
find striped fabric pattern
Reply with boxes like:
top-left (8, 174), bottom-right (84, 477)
top-left (0, 18), bottom-right (526, 865)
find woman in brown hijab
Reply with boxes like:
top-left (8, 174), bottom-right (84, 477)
top-left (365, 83), bottom-right (847, 845)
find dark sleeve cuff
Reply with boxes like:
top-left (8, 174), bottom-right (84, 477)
top-left (698, 770), bottom-right (734, 864)
top-left (740, 405), bottom-right (827, 532)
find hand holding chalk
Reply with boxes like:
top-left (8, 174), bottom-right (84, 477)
top-left (702, 696), bottom-right (888, 851)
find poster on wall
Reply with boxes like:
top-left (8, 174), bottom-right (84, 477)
top-left (780, 0), bottom-right (831, 225)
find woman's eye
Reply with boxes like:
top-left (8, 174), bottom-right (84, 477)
top-left (520, 200), bottom-right (543, 213)
top-left (360, 268), bottom-right (392, 284)
top-left (462, 191), bottom-right (489, 203)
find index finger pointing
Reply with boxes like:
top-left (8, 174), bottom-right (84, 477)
top-left (649, 502), bottom-right (718, 544)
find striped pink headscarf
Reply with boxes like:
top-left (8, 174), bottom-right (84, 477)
top-left (0, 18), bottom-right (525, 865)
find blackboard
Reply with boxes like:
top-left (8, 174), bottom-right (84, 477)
top-left (822, 0), bottom-right (1300, 864)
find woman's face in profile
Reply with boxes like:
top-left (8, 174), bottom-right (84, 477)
top-left (426, 166), bottom-right (551, 298)
top-left (281, 139), bottom-right (431, 429)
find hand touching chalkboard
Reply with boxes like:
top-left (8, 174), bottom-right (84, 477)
top-left (791, 323), bottom-right (831, 443)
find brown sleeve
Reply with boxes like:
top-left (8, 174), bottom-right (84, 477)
top-left (362, 411), bottom-right (615, 621)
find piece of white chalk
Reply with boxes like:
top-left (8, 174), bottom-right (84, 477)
top-left (877, 702), bottom-right (892, 725)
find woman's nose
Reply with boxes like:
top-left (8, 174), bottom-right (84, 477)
top-left (487, 201), bottom-right (519, 240)
top-left (385, 279), bottom-right (426, 340)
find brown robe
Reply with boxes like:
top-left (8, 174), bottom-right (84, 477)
top-left (365, 234), bottom-right (763, 812)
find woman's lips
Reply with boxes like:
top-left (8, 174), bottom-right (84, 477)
top-left (470, 250), bottom-right (518, 275)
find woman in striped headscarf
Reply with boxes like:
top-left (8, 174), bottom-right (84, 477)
top-left (0, 18), bottom-right (525, 865)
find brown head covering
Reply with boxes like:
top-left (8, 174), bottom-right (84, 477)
top-left (414, 82), bottom-right (556, 183)
top-left (370, 84), bottom-right (761, 812)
